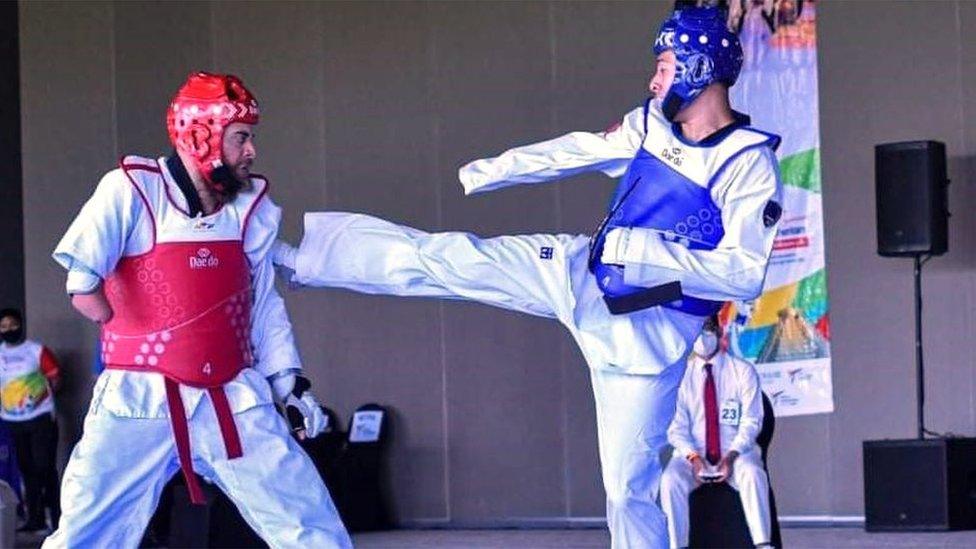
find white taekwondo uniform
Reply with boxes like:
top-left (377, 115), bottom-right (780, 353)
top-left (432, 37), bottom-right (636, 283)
top-left (279, 100), bottom-right (782, 548)
top-left (48, 156), bottom-right (351, 549)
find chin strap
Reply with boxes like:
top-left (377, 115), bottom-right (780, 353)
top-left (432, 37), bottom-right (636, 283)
top-left (662, 94), bottom-right (684, 121)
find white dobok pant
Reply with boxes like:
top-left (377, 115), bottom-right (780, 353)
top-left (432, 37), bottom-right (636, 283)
top-left (43, 394), bottom-right (352, 549)
top-left (288, 212), bottom-right (707, 549)
top-left (660, 450), bottom-right (771, 548)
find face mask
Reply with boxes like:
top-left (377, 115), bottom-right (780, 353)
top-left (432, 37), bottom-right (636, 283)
top-left (693, 331), bottom-right (718, 357)
top-left (0, 328), bottom-right (23, 344)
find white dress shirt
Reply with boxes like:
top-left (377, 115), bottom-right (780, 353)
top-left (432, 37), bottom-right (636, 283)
top-left (668, 351), bottom-right (764, 459)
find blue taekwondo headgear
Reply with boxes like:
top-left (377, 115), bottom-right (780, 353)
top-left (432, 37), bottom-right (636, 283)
top-left (653, 5), bottom-right (743, 120)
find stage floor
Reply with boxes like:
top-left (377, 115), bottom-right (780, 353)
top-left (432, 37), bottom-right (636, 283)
top-left (17, 526), bottom-right (976, 547)
top-left (351, 527), bottom-right (976, 548)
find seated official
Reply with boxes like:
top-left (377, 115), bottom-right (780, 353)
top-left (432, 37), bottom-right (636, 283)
top-left (660, 315), bottom-right (772, 549)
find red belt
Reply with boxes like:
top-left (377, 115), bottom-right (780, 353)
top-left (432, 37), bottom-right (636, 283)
top-left (164, 379), bottom-right (243, 505)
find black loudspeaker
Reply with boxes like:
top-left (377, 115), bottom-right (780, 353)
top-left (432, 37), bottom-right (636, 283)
top-left (863, 438), bottom-right (976, 531)
top-left (875, 141), bottom-right (949, 256)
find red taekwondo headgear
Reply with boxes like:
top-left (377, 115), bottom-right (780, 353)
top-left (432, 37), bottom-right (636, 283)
top-left (166, 72), bottom-right (259, 192)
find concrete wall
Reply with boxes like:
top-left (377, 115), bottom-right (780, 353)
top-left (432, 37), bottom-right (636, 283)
top-left (17, 0), bottom-right (976, 523)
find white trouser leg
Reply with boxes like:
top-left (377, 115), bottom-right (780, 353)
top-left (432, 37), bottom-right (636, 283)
top-left (726, 452), bottom-right (771, 546)
top-left (192, 402), bottom-right (352, 549)
top-left (42, 411), bottom-right (179, 548)
top-left (590, 365), bottom-right (685, 549)
top-left (659, 455), bottom-right (696, 549)
top-left (291, 211), bottom-right (703, 548)
top-left (291, 212), bottom-right (578, 320)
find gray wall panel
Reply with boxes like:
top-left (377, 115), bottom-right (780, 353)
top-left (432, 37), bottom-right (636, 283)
top-left (317, 0), bottom-right (448, 521)
top-left (19, 0), bottom-right (117, 459)
top-left (767, 417), bottom-right (830, 514)
top-left (958, 0), bottom-right (976, 444)
top-left (817, 0), bottom-right (968, 515)
top-left (430, 2), bottom-right (556, 235)
top-left (550, 1), bottom-right (661, 235)
top-left (429, 1), bottom-right (568, 520)
top-left (114, 1), bottom-right (212, 155)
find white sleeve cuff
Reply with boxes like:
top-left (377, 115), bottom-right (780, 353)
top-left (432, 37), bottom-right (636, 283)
top-left (600, 227), bottom-right (630, 265)
top-left (620, 228), bottom-right (694, 289)
top-left (272, 240), bottom-right (298, 270)
top-left (266, 367), bottom-right (303, 382)
top-left (623, 227), bottom-right (680, 269)
top-left (66, 267), bottom-right (102, 294)
top-left (458, 161), bottom-right (490, 195)
top-left (730, 439), bottom-right (755, 456)
top-left (674, 445), bottom-right (699, 460)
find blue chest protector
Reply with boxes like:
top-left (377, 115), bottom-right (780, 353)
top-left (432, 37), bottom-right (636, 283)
top-left (589, 99), bottom-right (779, 316)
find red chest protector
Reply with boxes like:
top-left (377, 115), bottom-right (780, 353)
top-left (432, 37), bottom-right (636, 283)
top-left (103, 241), bottom-right (252, 383)
top-left (101, 156), bottom-right (268, 504)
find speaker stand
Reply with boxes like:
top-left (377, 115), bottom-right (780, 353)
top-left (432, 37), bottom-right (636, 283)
top-left (914, 253), bottom-right (935, 439)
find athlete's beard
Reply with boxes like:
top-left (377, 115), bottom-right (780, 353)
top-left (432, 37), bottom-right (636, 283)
top-left (208, 165), bottom-right (246, 201)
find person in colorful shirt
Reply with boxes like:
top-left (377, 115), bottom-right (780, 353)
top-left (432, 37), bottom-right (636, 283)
top-left (47, 73), bottom-right (351, 548)
top-left (0, 307), bottom-right (61, 532)
top-left (273, 5), bottom-right (783, 547)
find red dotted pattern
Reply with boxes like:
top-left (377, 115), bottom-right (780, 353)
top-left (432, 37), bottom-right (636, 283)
top-left (226, 291), bottom-right (253, 365)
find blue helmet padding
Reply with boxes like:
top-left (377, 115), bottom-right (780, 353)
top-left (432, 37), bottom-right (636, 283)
top-left (653, 5), bottom-right (743, 119)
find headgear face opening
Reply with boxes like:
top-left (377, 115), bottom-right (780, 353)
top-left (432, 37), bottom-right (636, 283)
top-left (166, 72), bottom-right (259, 193)
top-left (653, 6), bottom-right (742, 120)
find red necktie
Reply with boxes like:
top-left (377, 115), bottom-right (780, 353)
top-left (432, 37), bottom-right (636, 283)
top-left (704, 363), bottom-right (721, 465)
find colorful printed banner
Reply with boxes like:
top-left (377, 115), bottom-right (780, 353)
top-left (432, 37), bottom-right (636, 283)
top-left (726, 0), bottom-right (833, 416)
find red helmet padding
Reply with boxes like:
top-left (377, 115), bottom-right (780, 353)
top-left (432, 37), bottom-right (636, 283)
top-left (166, 72), bottom-right (259, 187)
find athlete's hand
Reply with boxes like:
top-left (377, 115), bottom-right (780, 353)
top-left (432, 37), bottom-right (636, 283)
top-left (271, 374), bottom-right (328, 439)
top-left (71, 287), bottom-right (114, 324)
